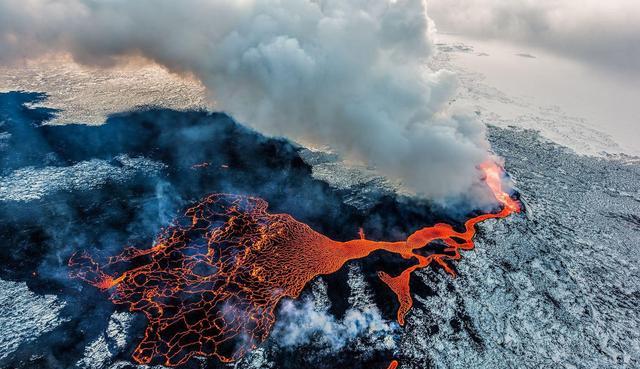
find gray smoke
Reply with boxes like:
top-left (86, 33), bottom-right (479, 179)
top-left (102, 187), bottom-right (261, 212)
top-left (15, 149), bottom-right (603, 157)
top-left (0, 0), bottom-right (491, 199)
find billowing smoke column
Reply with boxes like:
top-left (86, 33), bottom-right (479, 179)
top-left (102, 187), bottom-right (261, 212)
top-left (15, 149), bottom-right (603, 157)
top-left (0, 0), bottom-right (490, 199)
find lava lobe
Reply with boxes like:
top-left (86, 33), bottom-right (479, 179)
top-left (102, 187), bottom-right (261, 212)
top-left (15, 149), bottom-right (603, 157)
top-left (69, 161), bottom-right (520, 366)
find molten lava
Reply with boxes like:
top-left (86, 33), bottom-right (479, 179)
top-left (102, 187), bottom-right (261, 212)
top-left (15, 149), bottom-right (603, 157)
top-left (69, 161), bottom-right (520, 366)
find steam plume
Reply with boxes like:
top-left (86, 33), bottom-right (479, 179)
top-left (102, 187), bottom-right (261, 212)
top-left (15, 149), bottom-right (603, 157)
top-left (271, 299), bottom-right (396, 350)
top-left (0, 0), bottom-right (491, 199)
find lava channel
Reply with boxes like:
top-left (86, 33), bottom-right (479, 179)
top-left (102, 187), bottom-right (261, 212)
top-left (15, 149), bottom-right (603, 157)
top-left (69, 161), bottom-right (520, 366)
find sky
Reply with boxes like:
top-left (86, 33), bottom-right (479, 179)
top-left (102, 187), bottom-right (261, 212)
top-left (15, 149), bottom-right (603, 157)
top-left (428, 0), bottom-right (640, 75)
top-left (428, 0), bottom-right (640, 155)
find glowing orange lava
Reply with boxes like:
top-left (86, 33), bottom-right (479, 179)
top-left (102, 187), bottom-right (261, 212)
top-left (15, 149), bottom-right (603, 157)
top-left (387, 360), bottom-right (399, 369)
top-left (69, 161), bottom-right (519, 366)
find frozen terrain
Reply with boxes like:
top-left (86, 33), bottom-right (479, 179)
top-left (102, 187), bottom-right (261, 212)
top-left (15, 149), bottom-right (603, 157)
top-left (0, 280), bottom-right (67, 362)
top-left (396, 126), bottom-right (640, 369)
top-left (0, 57), bottom-right (210, 125)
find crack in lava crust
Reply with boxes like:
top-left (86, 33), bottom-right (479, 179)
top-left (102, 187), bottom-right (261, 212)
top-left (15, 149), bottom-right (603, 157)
top-left (69, 162), bottom-right (520, 366)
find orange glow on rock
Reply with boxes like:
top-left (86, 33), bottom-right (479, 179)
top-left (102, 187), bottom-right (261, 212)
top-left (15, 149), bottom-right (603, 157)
top-left (69, 161), bottom-right (519, 366)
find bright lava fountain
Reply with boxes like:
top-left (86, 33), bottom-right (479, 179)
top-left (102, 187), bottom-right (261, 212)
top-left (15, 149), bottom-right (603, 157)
top-left (69, 161), bottom-right (520, 367)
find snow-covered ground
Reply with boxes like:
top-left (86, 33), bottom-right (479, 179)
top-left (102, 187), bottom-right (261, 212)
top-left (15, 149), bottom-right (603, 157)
top-left (396, 125), bottom-right (640, 369)
top-left (0, 280), bottom-right (68, 362)
top-left (0, 57), bottom-right (211, 125)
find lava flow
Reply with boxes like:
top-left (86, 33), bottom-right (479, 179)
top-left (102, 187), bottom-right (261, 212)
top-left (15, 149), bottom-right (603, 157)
top-left (69, 161), bottom-right (520, 366)
top-left (387, 360), bottom-right (399, 369)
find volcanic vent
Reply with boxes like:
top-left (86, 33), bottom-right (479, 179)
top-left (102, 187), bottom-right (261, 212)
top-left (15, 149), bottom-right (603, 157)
top-left (69, 161), bottom-right (519, 367)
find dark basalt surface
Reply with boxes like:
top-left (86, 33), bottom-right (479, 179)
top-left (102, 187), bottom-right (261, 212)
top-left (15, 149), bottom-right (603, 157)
top-left (7, 89), bottom-right (634, 369)
top-left (0, 92), bottom-right (472, 369)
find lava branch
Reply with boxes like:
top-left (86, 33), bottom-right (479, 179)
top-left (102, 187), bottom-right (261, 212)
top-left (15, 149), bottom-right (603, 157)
top-left (69, 161), bottom-right (520, 366)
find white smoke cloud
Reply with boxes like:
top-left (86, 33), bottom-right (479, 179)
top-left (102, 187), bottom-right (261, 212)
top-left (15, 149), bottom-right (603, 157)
top-left (271, 299), bottom-right (397, 350)
top-left (0, 0), bottom-right (492, 199)
top-left (428, 0), bottom-right (640, 73)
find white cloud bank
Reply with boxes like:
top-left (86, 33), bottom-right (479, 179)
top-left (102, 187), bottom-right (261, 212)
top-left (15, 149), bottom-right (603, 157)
top-left (0, 0), bottom-right (492, 200)
top-left (428, 0), bottom-right (640, 73)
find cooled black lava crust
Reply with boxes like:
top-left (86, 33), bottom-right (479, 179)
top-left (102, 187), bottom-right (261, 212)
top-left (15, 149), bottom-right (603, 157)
top-left (0, 92), bottom-right (474, 369)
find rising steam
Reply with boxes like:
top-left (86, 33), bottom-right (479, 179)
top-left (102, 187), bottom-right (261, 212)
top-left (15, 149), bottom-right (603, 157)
top-left (0, 0), bottom-right (490, 199)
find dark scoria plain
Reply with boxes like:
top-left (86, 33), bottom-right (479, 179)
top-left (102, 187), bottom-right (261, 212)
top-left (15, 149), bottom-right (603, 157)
top-left (1, 91), bottom-right (639, 369)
